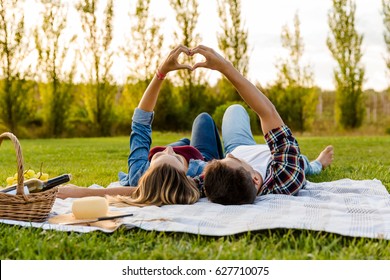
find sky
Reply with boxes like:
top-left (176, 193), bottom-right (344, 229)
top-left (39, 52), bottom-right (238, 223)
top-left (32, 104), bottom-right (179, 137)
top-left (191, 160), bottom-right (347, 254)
top-left (25, 0), bottom-right (389, 91)
top-left (143, 0), bottom-right (389, 91)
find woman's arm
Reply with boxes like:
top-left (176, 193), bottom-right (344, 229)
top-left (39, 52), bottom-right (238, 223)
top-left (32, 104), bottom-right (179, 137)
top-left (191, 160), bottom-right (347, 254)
top-left (138, 45), bottom-right (192, 112)
top-left (123, 45), bottom-right (193, 186)
top-left (191, 45), bottom-right (284, 135)
top-left (57, 185), bottom-right (137, 199)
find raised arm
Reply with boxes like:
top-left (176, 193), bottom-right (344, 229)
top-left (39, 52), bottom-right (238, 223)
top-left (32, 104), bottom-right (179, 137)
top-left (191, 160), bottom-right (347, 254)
top-left (120, 45), bottom-right (193, 186)
top-left (191, 45), bottom-right (284, 135)
top-left (138, 45), bottom-right (192, 112)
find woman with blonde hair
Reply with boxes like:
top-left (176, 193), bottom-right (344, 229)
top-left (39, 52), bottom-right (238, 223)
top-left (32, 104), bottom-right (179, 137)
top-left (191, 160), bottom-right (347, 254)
top-left (109, 163), bottom-right (201, 207)
top-left (57, 45), bottom-right (223, 206)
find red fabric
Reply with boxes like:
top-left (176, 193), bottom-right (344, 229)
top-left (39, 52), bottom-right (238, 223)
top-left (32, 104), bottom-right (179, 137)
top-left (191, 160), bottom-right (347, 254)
top-left (148, 145), bottom-right (204, 163)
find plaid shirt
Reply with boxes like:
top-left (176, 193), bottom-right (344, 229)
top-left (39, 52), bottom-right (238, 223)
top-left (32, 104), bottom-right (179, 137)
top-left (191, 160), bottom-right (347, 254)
top-left (193, 174), bottom-right (206, 197)
top-left (194, 125), bottom-right (306, 198)
top-left (258, 125), bottom-right (306, 196)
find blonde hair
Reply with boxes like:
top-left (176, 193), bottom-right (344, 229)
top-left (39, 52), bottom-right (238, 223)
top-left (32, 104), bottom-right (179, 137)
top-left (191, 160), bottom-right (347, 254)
top-left (108, 163), bottom-right (200, 207)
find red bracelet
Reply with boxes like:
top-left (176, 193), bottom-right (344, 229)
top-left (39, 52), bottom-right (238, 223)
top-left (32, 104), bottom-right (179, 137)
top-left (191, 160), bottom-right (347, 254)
top-left (156, 69), bottom-right (166, 80)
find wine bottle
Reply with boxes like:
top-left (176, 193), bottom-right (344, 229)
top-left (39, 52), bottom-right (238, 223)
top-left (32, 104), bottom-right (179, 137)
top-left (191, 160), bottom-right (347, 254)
top-left (1, 174), bottom-right (72, 194)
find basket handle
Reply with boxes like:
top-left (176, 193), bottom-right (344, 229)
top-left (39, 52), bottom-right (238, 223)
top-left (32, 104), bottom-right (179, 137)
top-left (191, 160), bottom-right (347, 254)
top-left (0, 132), bottom-right (25, 195)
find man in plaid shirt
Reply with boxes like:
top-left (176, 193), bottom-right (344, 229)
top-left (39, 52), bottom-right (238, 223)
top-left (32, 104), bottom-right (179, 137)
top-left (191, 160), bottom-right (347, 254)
top-left (190, 45), bottom-right (333, 205)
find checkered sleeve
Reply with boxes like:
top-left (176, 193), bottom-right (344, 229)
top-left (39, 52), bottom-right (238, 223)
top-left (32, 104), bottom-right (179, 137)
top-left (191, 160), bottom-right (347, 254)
top-left (193, 174), bottom-right (206, 198)
top-left (259, 125), bottom-right (306, 196)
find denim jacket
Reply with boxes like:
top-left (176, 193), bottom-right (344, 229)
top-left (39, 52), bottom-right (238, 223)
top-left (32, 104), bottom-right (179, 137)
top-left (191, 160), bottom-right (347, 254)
top-left (118, 108), bottom-right (207, 186)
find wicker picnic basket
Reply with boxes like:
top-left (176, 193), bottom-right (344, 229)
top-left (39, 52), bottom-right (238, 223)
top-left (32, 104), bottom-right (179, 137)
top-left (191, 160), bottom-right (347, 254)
top-left (0, 132), bottom-right (58, 222)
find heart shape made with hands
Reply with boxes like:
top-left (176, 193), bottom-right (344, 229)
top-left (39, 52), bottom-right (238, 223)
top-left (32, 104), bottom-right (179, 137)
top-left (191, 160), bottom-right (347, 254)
top-left (177, 52), bottom-right (206, 70)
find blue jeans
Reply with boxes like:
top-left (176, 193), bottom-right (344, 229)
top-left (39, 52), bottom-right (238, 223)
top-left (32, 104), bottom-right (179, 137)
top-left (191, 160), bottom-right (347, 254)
top-left (222, 104), bottom-right (322, 175)
top-left (169, 113), bottom-right (223, 161)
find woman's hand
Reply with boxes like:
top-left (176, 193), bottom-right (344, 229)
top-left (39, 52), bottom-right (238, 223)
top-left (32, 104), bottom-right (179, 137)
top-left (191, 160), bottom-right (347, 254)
top-left (57, 184), bottom-right (137, 199)
top-left (190, 45), bottom-right (231, 74)
top-left (137, 45), bottom-right (192, 111)
top-left (56, 184), bottom-right (87, 199)
top-left (159, 45), bottom-right (193, 75)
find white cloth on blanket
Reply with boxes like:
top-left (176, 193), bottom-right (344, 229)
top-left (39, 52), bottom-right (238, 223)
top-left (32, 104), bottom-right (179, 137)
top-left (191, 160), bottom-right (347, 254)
top-left (1, 179), bottom-right (390, 239)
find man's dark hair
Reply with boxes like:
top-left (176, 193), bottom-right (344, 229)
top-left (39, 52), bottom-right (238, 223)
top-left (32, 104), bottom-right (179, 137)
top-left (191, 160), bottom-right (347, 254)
top-left (203, 160), bottom-right (257, 205)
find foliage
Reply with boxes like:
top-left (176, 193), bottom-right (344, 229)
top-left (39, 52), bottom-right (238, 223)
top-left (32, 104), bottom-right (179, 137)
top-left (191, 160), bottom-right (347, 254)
top-left (0, 136), bottom-right (390, 259)
top-left (169, 0), bottom-right (207, 121)
top-left (212, 101), bottom-right (261, 135)
top-left (153, 80), bottom-right (182, 130)
top-left (121, 0), bottom-right (164, 83)
top-left (115, 81), bottom-right (145, 133)
top-left (212, 77), bottom-right (235, 104)
top-left (0, 0), bottom-right (34, 135)
top-left (267, 86), bottom-right (318, 132)
top-left (267, 13), bottom-right (317, 132)
top-left (76, 0), bottom-right (117, 136)
top-left (0, 1), bottom-right (389, 137)
top-left (217, 0), bottom-right (249, 77)
top-left (216, 0), bottom-right (249, 101)
top-left (327, 0), bottom-right (365, 129)
top-left (34, 0), bottom-right (76, 137)
top-left (382, 0), bottom-right (390, 78)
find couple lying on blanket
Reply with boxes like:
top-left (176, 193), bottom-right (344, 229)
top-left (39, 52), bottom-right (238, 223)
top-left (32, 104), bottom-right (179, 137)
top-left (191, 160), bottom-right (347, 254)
top-left (57, 45), bottom-right (334, 206)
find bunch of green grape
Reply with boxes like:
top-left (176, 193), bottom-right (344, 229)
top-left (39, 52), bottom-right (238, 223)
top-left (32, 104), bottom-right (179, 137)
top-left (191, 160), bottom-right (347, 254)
top-left (6, 169), bottom-right (49, 186)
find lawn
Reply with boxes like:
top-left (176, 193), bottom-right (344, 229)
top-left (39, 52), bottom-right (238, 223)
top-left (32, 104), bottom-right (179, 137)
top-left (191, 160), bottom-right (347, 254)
top-left (0, 133), bottom-right (389, 259)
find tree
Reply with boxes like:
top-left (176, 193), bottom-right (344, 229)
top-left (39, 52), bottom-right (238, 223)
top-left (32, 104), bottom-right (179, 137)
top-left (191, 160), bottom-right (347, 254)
top-left (216, 0), bottom-right (249, 102)
top-left (152, 80), bottom-right (182, 130)
top-left (169, 0), bottom-right (206, 124)
top-left (217, 0), bottom-right (249, 76)
top-left (267, 13), bottom-right (317, 132)
top-left (34, 0), bottom-right (76, 137)
top-left (76, 0), bottom-right (116, 136)
top-left (122, 0), bottom-right (164, 84)
top-left (382, 0), bottom-right (390, 81)
top-left (0, 0), bottom-right (33, 135)
top-left (327, 0), bottom-right (365, 129)
top-left (118, 0), bottom-right (165, 130)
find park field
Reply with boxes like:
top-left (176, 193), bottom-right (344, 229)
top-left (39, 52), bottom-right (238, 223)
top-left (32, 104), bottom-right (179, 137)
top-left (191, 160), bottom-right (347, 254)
top-left (0, 133), bottom-right (389, 259)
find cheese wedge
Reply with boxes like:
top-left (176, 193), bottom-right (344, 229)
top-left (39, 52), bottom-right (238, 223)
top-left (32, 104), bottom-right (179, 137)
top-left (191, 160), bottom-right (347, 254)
top-left (72, 196), bottom-right (108, 219)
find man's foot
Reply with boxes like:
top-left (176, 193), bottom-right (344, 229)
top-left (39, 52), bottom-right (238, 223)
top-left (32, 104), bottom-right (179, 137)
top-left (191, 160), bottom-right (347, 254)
top-left (316, 145), bottom-right (334, 169)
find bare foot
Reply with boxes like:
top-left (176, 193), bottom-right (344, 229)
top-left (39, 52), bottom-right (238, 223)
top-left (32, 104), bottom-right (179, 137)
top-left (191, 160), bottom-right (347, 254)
top-left (316, 145), bottom-right (334, 169)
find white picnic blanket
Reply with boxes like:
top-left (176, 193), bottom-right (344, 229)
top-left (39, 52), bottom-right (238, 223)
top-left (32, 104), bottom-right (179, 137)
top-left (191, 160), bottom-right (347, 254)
top-left (1, 178), bottom-right (390, 239)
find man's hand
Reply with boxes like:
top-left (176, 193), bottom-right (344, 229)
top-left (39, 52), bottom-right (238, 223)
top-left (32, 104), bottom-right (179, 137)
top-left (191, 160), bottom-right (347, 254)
top-left (190, 45), bottom-right (231, 73)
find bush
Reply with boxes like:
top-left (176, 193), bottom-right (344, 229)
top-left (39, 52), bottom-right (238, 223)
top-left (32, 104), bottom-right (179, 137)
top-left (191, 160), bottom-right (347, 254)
top-left (212, 101), bottom-right (261, 135)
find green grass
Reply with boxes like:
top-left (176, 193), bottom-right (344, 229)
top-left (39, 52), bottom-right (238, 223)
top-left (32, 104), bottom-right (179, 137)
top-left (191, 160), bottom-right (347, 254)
top-left (0, 133), bottom-right (390, 259)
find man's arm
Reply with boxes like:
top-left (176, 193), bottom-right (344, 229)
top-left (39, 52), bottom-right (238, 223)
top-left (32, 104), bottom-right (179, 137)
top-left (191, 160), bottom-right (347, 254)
top-left (191, 45), bottom-right (284, 135)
